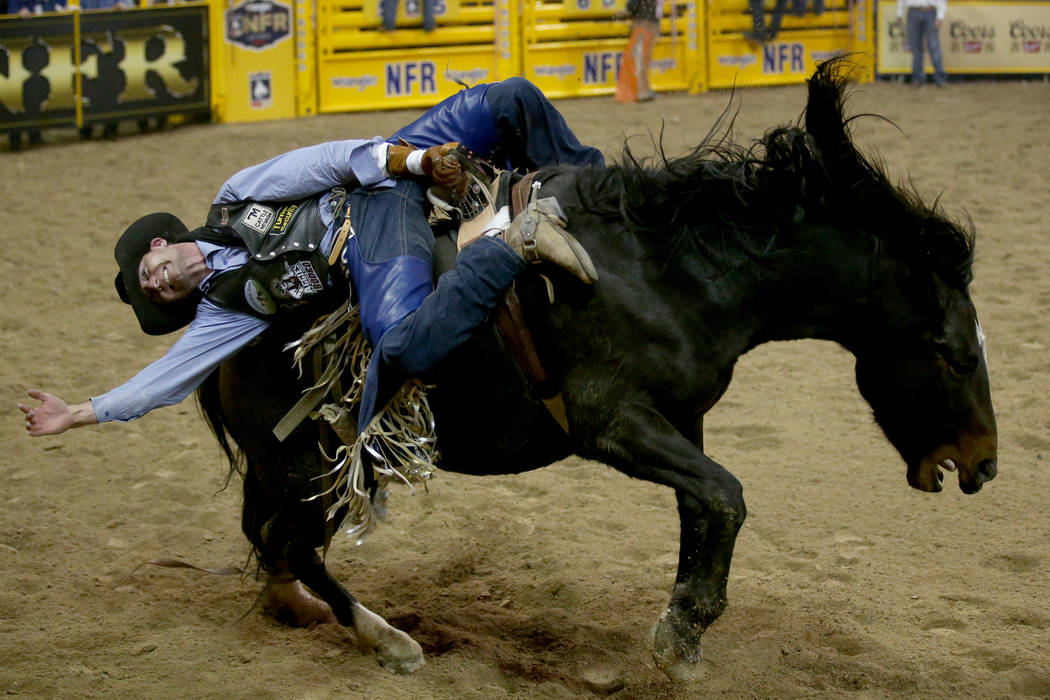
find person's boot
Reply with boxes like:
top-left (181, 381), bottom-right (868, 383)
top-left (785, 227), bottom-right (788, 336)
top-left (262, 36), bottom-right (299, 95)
top-left (493, 195), bottom-right (598, 285)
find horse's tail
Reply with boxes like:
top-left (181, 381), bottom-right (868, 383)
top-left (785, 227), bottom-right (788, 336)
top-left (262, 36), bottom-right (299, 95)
top-left (196, 368), bottom-right (245, 484)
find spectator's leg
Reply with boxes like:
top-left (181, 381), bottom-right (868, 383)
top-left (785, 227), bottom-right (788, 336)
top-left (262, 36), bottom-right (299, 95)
top-left (906, 8), bottom-right (925, 85)
top-left (422, 0), bottom-right (435, 31)
top-left (379, 0), bottom-right (397, 30)
top-left (926, 13), bottom-right (948, 85)
top-left (485, 77), bottom-right (606, 168)
top-left (765, 0), bottom-right (790, 39)
top-left (747, 0), bottom-right (769, 40)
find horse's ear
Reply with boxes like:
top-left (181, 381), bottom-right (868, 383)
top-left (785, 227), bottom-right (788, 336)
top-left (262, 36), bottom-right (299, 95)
top-left (803, 58), bottom-right (860, 168)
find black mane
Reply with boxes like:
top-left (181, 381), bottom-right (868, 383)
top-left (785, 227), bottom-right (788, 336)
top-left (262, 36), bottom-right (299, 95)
top-left (574, 58), bottom-right (975, 288)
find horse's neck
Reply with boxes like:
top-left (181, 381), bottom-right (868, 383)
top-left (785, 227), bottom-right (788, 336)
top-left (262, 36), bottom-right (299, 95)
top-left (748, 225), bottom-right (887, 350)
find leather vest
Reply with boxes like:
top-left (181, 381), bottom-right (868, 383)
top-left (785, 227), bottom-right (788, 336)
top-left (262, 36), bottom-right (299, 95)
top-left (193, 192), bottom-right (344, 319)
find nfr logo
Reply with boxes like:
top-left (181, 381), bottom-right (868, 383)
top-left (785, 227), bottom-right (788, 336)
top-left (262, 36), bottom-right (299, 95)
top-left (762, 43), bottom-right (805, 74)
top-left (225, 0), bottom-right (292, 51)
top-left (385, 61), bottom-right (437, 96)
top-left (583, 52), bottom-right (622, 84)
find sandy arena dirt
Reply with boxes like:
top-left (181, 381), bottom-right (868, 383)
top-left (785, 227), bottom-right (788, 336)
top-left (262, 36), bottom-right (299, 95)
top-left (2, 77), bottom-right (1049, 699)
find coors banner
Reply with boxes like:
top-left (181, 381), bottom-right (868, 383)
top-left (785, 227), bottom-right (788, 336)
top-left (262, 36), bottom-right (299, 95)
top-left (0, 5), bottom-right (209, 132)
top-left (878, 0), bottom-right (1050, 74)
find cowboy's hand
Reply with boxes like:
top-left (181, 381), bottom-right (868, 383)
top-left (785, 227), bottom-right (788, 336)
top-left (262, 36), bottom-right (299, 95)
top-left (19, 389), bottom-right (92, 436)
top-left (421, 142), bottom-right (462, 190)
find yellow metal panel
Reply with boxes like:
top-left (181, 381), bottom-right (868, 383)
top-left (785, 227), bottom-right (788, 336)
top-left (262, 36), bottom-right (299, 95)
top-left (315, 0), bottom-right (519, 114)
top-left (323, 25), bottom-right (497, 48)
top-left (524, 35), bottom-right (694, 96)
top-left (707, 33), bottom-right (853, 87)
top-left (318, 46), bottom-right (502, 112)
top-left (295, 0), bottom-right (319, 116)
top-left (705, 0), bottom-right (873, 88)
top-left (216, 0), bottom-right (299, 122)
top-left (522, 0), bottom-right (702, 96)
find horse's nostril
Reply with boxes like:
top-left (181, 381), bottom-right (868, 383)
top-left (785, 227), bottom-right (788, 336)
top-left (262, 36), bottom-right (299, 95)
top-left (978, 459), bottom-right (997, 481)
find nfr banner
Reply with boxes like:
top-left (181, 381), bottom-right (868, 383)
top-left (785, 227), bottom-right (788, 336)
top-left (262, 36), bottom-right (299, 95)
top-left (0, 5), bottom-right (210, 132)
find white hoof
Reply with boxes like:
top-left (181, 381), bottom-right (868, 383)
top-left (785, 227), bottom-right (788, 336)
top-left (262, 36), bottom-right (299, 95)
top-left (651, 611), bottom-right (710, 682)
top-left (352, 602), bottom-right (425, 675)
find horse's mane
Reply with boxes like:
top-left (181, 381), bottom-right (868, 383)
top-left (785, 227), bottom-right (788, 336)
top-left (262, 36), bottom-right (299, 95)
top-left (575, 58), bottom-right (975, 287)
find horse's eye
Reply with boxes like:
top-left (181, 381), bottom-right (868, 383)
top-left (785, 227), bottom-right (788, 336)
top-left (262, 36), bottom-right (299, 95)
top-left (944, 354), bottom-right (978, 378)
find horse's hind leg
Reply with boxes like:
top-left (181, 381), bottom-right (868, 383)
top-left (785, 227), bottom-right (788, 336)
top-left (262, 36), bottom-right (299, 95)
top-left (282, 543), bottom-right (425, 675)
top-left (242, 461), bottom-right (424, 674)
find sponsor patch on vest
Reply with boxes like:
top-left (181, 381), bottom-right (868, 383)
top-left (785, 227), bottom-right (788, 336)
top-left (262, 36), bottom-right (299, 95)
top-left (270, 204), bottom-right (298, 234)
top-left (244, 278), bottom-right (277, 315)
top-left (241, 204), bottom-right (276, 233)
top-left (276, 260), bottom-right (324, 300)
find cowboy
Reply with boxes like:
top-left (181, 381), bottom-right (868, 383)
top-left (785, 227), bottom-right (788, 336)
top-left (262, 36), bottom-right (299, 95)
top-left (20, 78), bottom-right (604, 438)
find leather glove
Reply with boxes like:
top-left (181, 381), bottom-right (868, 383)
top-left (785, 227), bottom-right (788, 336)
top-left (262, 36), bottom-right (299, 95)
top-left (421, 142), bottom-right (461, 190)
top-left (386, 142), bottom-right (461, 191)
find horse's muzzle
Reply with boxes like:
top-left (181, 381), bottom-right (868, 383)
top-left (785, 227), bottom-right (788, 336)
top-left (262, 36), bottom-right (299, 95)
top-left (911, 433), bottom-right (998, 494)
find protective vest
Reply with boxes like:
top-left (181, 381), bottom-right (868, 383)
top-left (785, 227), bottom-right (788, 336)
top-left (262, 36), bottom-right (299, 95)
top-left (192, 192), bottom-right (344, 318)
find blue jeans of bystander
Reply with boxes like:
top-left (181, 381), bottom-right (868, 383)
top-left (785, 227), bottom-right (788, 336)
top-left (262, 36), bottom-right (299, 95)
top-left (907, 7), bottom-right (947, 85)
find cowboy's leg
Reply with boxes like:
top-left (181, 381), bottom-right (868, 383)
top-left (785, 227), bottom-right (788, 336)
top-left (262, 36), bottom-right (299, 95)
top-left (346, 179), bottom-right (525, 374)
top-left (484, 77), bottom-right (606, 169)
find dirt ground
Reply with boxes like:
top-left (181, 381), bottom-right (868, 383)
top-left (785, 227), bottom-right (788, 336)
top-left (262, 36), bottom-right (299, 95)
top-left (2, 76), bottom-right (1049, 699)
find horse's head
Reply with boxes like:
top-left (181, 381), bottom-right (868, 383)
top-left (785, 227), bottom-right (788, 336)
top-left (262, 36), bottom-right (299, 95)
top-left (802, 58), bottom-right (997, 494)
top-left (853, 271), bottom-right (997, 494)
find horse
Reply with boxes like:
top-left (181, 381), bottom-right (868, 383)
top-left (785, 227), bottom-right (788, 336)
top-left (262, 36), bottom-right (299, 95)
top-left (196, 59), bottom-right (997, 679)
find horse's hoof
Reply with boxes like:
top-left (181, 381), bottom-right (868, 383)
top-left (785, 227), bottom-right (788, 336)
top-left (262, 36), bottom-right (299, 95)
top-left (651, 610), bottom-right (710, 681)
top-left (352, 601), bottom-right (425, 675)
top-left (374, 633), bottom-right (425, 675)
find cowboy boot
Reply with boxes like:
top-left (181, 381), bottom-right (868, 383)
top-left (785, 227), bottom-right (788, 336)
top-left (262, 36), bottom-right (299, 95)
top-left (494, 195), bottom-right (598, 285)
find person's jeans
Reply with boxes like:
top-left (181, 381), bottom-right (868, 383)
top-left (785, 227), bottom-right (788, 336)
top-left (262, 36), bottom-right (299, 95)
top-left (485, 78), bottom-right (606, 170)
top-left (343, 179), bottom-right (526, 431)
top-left (380, 0), bottom-right (435, 31)
top-left (907, 7), bottom-right (947, 85)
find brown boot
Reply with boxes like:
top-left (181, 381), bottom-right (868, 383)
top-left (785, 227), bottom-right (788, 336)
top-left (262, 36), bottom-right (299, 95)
top-left (497, 196), bottom-right (598, 285)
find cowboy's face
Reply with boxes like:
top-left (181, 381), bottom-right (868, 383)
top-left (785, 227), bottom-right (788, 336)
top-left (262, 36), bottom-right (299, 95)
top-left (138, 238), bottom-right (194, 303)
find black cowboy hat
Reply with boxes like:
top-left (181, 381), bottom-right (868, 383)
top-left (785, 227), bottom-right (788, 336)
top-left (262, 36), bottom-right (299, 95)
top-left (114, 212), bottom-right (203, 335)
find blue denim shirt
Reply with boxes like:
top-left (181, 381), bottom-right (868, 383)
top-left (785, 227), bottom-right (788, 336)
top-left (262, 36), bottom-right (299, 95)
top-left (91, 139), bottom-right (390, 422)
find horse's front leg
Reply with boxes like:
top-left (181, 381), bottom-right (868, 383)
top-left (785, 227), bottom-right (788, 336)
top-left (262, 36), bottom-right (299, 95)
top-left (590, 403), bottom-right (746, 680)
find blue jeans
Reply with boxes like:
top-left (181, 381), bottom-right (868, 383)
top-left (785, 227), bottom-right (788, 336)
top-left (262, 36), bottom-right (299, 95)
top-left (342, 179), bottom-right (526, 431)
top-left (907, 7), bottom-right (947, 85)
top-left (380, 0), bottom-right (435, 31)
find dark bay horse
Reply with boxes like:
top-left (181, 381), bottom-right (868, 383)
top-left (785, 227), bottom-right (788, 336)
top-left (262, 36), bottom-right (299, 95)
top-left (198, 59), bottom-right (997, 679)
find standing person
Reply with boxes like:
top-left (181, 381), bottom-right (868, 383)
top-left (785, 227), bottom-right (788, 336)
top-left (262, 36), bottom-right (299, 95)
top-left (898, 0), bottom-right (948, 87)
top-left (615, 0), bottom-right (659, 103)
top-left (19, 79), bottom-right (602, 440)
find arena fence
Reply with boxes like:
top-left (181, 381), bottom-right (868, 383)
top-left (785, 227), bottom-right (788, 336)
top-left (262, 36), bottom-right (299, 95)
top-left (0, 4), bottom-right (210, 134)
top-left (707, 0), bottom-right (874, 88)
top-left (520, 0), bottom-right (703, 97)
top-left (2, 0), bottom-right (1047, 132)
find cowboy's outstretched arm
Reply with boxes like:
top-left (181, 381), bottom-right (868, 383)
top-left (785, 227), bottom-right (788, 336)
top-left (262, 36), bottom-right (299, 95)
top-left (19, 390), bottom-right (98, 436)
